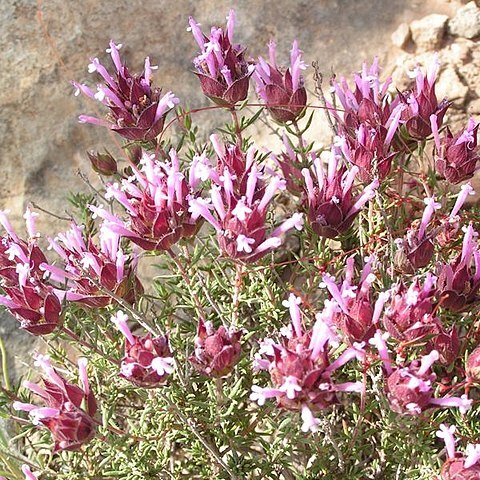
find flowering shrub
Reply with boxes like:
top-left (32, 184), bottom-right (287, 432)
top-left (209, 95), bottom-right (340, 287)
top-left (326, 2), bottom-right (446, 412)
top-left (1, 8), bottom-right (480, 480)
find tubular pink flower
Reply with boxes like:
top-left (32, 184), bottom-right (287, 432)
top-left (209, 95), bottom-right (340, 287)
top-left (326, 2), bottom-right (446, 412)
top-left (78, 358), bottom-right (90, 396)
top-left (436, 424), bottom-right (457, 460)
top-left (300, 404), bottom-right (320, 433)
top-left (429, 394), bottom-right (472, 414)
top-left (450, 183), bottom-right (475, 219)
top-left (111, 311), bottom-right (135, 346)
top-left (464, 444), bottom-right (480, 469)
top-left (282, 294), bottom-right (303, 337)
top-left (369, 330), bottom-right (392, 374)
top-left (21, 465), bottom-right (39, 480)
top-left (418, 196), bottom-right (441, 240)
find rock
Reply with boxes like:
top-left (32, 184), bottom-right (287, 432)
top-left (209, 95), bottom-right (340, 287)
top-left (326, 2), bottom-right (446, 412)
top-left (410, 14), bottom-right (448, 51)
top-left (449, 1), bottom-right (480, 39)
top-left (436, 66), bottom-right (469, 104)
top-left (467, 98), bottom-right (480, 113)
top-left (391, 23), bottom-right (411, 49)
top-left (441, 38), bottom-right (473, 65)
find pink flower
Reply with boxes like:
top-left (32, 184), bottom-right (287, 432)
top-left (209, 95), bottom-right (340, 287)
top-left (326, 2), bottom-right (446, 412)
top-left (432, 115), bottom-right (480, 184)
top-left (189, 142), bottom-right (303, 262)
top-left (13, 356), bottom-right (97, 452)
top-left (371, 336), bottom-right (472, 416)
top-left (437, 224), bottom-right (480, 311)
top-left (394, 196), bottom-right (441, 272)
top-left (189, 319), bottom-right (242, 377)
top-left (301, 148), bottom-right (378, 238)
top-left (321, 255), bottom-right (387, 343)
top-left (382, 274), bottom-right (438, 342)
top-left (42, 223), bottom-right (143, 308)
top-left (251, 297), bottom-right (362, 431)
top-left (0, 210), bottom-right (61, 335)
top-left (253, 40), bottom-right (307, 123)
top-left (395, 56), bottom-right (450, 140)
top-left (74, 41), bottom-right (179, 141)
top-left (91, 149), bottom-right (202, 252)
top-left (189, 10), bottom-right (253, 106)
top-left (112, 311), bottom-right (174, 388)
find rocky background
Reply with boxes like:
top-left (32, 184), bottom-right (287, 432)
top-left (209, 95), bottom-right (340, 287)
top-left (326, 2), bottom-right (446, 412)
top-left (0, 0), bottom-right (479, 376)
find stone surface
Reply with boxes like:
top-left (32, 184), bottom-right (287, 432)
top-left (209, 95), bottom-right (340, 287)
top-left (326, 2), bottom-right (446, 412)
top-left (410, 13), bottom-right (449, 51)
top-left (391, 22), bottom-right (411, 49)
top-left (436, 65), bottom-right (469, 104)
top-left (449, 1), bottom-right (480, 38)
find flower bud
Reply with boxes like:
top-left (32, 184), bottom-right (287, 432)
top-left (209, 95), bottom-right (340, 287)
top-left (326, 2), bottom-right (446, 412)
top-left (87, 150), bottom-right (117, 176)
top-left (466, 346), bottom-right (480, 383)
top-left (189, 319), bottom-right (242, 377)
top-left (120, 334), bottom-right (174, 388)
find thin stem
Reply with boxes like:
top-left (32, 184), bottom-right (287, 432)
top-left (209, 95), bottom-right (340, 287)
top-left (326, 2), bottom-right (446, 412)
top-left (230, 108), bottom-right (242, 146)
top-left (232, 263), bottom-right (244, 327)
top-left (167, 249), bottom-right (206, 321)
top-left (166, 397), bottom-right (238, 480)
top-left (312, 61), bottom-right (337, 138)
top-left (292, 119), bottom-right (308, 165)
top-left (0, 336), bottom-right (11, 391)
top-left (61, 325), bottom-right (120, 365)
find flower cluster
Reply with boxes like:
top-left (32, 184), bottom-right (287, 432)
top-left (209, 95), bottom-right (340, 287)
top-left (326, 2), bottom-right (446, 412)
top-left (188, 138), bottom-right (304, 262)
top-left (0, 209), bottom-right (61, 335)
top-left (251, 294), bottom-right (363, 432)
top-left (42, 222), bottom-right (142, 307)
top-left (74, 41), bottom-right (179, 141)
top-left (395, 56), bottom-right (450, 140)
top-left (301, 147), bottom-right (378, 238)
top-left (111, 311), bottom-right (174, 388)
top-left (189, 318), bottom-right (242, 377)
top-left (189, 10), bottom-right (254, 106)
top-left (91, 149), bottom-right (201, 252)
top-left (370, 331), bottom-right (471, 416)
top-left (330, 59), bottom-right (403, 180)
top-left (253, 40), bottom-right (307, 123)
top-left (13, 356), bottom-right (97, 452)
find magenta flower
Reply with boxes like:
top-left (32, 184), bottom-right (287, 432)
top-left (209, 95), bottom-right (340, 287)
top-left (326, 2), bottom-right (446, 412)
top-left (395, 56), bottom-right (450, 140)
top-left (370, 331), bottom-right (472, 416)
top-left (331, 58), bottom-right (394, 132)
top-left (270, 133), bottom-right (305, 195)
top-left (42, 223), bottom-right (143, 308)
top-left (437, 224), bottom-right (480, 311)
top-left (330, 58), bottom-right (404, 181)
top-left (74, 41), bottom-right (179, 141)
top-left (0, 209), bottom-right (61, 335)
top-left (251, 296), bottom-right (363, 433)
top-left (90, 149), bottom-right (201, 252)
top-left (189, 319), bottom-right (242, 377)
top-left (321, 255), bottom-right (388, 343)
top-left (13, 356), bottom-right (97, 452)
top-left (189, 144), bottom-right (304, 262)
top-left (437, 424), bottom-right (480, 479)
top-left (394, 196), bottom-right (441, 272)
top-left (112, 311), bottom-right (174, 388)
top-left (338, 117), bottom-right (401, 182)
top-left (432, 115), bottom-right (480, 184)
top-left (253, 40), bottom-right (307, 123)
top-left (381, 274), bottom-right (439, 342)
top-left (466, 346), bottom-right (480, 383)
top-left (301, 148), bottom-right (378, 238)
top-left (189, 10), bottom-right (254, 106)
